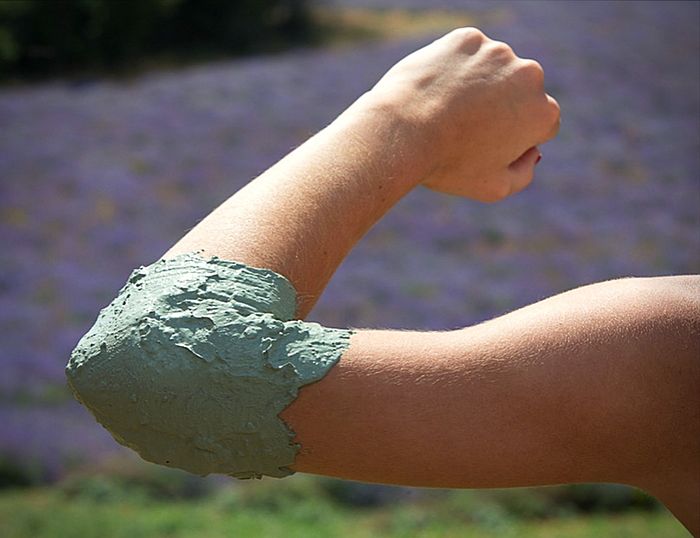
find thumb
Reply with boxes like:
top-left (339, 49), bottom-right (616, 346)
top-left (507, 146), bottom-right (541, 195)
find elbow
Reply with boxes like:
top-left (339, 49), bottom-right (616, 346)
top-left (66, 253), bottom-right (351, 479)
top-left (65, 257), bottom-right (256, 477)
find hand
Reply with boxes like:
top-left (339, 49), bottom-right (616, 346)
top-left (363, 27), bottom-right (561, 202)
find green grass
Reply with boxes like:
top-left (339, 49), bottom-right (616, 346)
top-left (0, 476), bottom-right (690, 538)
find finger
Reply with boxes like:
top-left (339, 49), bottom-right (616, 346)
top-left (507, 145), bottom-right (541, 195)
top-left (539, 94), bottom-right (561, 143)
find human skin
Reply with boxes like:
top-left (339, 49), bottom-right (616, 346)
top-left (164, 28), bottom-right (699, 535)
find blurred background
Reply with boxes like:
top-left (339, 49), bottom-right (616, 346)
top-left (1, 0), bottom-right (698, 536)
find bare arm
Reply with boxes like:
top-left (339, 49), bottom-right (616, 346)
top-left (162, 28), bottom-right (698, 534)
top-left (282, 276), bottom-right (699, 534)
top-left (165, 28), bottom-right (559, 316)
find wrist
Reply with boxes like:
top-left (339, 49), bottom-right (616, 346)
top-left (330, 91), bottom-right (433, 191)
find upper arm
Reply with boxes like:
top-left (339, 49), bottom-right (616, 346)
top-left (281, 276), bottom-right (700, 490)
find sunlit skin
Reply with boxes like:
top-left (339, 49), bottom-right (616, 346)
top-left (165, 28), bottom-right (699, 535)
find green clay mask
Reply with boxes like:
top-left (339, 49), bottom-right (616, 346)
top-left (66, 253), bottom-right (352, 479)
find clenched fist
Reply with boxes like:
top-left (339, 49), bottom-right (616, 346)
top-left (361, 28), bottom-right (561, 202)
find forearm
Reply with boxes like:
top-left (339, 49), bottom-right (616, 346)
top-left (165, 94), bottom-right (423, 317)
top-left (164, 28), bottom-right (560, 318)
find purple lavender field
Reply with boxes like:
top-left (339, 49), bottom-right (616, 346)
top-left (1, 1), bottom-right (698, 480)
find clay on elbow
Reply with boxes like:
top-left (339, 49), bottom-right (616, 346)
top-left (65, 253), bottom-right (351, 479)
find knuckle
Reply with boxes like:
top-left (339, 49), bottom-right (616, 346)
top-left (487, 40), bottom-right (515, 58)
top-left (544, 98), bottom-right (561, 138)
top-left (453, 27), bottom-right (485, 40)
top-left (549, 115), bottom-right (562, 139)
top-left (549, 97), bottom-right (561, 119)
top-left (518, 59), bottom-right (545, 84)
top-left (447, 27), bottom-right (486, 49)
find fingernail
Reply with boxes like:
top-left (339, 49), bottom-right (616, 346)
top-left (535, 153), bottom-right (543, 165)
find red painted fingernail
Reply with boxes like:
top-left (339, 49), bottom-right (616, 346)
top-left (535, 153), bottom-right (543, 165)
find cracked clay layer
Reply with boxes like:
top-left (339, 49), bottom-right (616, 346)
top-left (65, 253), bottom-right (352, 479)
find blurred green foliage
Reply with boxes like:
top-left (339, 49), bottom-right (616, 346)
top-left (59, 468), bottom-right (212, 502)
top-left (0, 458), bottom-right (687, 536)
top-left (0, 453), bottom-right (667, 520)
top-left (0, 475), bottom-right (689, 538)
top-left (0, 0), bottom-right (312, 79)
